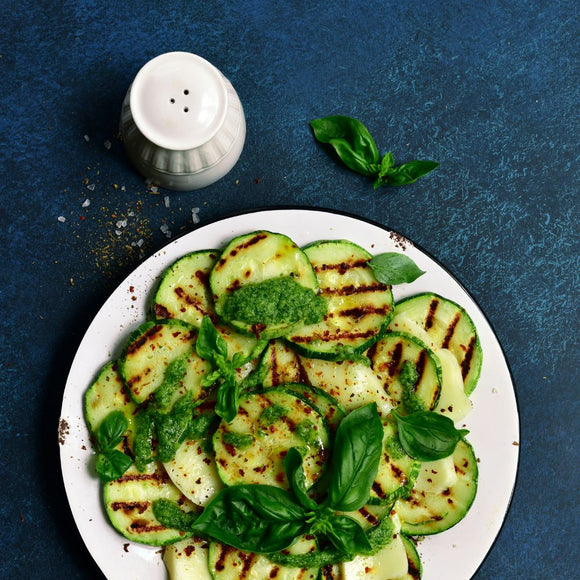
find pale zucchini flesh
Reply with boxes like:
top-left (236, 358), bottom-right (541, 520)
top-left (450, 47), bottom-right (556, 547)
top-left (286, 240), bottom-right (394, 360)
top-left (213, 389), bottom-right (329, 490)
top-left (163, 536), bottom-right (213, 580)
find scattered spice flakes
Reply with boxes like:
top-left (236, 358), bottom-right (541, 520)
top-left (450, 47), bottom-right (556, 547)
top-left (58, 418), bottom-right (70, 445)
top-left (389, 231), bottom-right (410, 250)
top-left (123, 543), bottom-right (130, 553)
top-left (513, 441), bottom-right (520, 446)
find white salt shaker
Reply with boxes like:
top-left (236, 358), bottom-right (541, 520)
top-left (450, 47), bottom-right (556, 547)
top-left (120, 52), bottom-right (246, 191)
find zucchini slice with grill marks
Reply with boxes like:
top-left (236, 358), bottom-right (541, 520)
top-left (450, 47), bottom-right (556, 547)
top-left (103, 461), bottom-right (198, 546)
top-left (396, 438), bottom-right (478, 535)
top-left (119, 319), bottom-right (209, 406)
top-left (208, 542), bottom-right (319, 580)
top-left (367, 332), bottom-right (442, 412)
top-left (209, 231), bottom-right (320, 340)
top-left (285, 240), bottom-right (394, 361)
top-left (152, 249), bottom-right (220, 327)
top-left (213, 389), bottom-right (329, 490)
top-left (84, 360), bottom-right (137, 445)
top-left (399, 535), bottom-right (422, 580)
top-left (388, 293), bottom-right (482, 395)
top-left (259, 338), bottom-right (392, 419)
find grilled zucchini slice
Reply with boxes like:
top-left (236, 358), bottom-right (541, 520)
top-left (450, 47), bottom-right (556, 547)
top-left (208, 542), bottom-right (319, 580)
top-left (152, 249), bottom-right (220, 327)
top-left (395, 439), bottom-right (478, 535)
top-left (286, 240), bottom-right (394, 360)
top-left (84, 360), bottom-right (137, 445)
top-left (103, 461), bottom-right (198, 546)
top-left (209, 231), bottom-right (320, 340)
top-left (367, 332), bottom-right (442, 412)
top-left (388, 293), bottom-right (482, 395)
top-left (119, 319), bottom-right (209, 406)
top-left (213, 389), bottom-right (329, 490)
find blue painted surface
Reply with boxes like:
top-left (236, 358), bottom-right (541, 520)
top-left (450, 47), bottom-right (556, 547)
top-left (0, 0), bottom-right (577, 577)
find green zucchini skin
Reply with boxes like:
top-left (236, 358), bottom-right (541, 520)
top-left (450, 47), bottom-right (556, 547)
top-left (367, 331), bottom-right (442, 412)
top-left (388, 293), bottom-right (483, 395)
top-left (152, 249), bottom-right (221, 328)
top-left (212, 389), bottom-right (329, 491)
top-left (285, 240), bottom-right (394, 361)
top-left (118, 319), bottom-right (210, 406)
top-left (400, 535), bottom-right (423, 579)
top-left (396, 439), bottom-right (479, 536)
top-left (209, 231), bottom-right (319, 340)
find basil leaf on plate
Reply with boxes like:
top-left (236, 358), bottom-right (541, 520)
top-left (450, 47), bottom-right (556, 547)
top-left (96, 410), bottom-right (128, 450)
top-left (190, 484), bottom-right (307, 553)
top-left (369, 253), bottom-right (425, 285)
top-left (323, 514), bottom-right (373, 556)
top-left (392, 409), bottom-right (469, 461)
top-left (95, 449), bottom-right (132, 483)
top-left (327, 403), bottom-right (383, 511)
top-left (285, 447), bottom-right (319, 511)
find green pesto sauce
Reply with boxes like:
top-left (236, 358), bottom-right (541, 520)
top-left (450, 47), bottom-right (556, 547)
top-left (260, 403), bottom-right (288, 426)
top-left (155, 354), bottom-right (189, 409)
top-left (223, 431), bottom-right (254, 449)
top-left (296, 419), bottom-right (321, 446)
top-left (384, 434), bottom-right (406, 460)
top-left (153, 499), bottom-right (197, 532)
top-left (400, 359), bottom-right (425, 414)
top-left (222, 276), bottom-right (327, 326)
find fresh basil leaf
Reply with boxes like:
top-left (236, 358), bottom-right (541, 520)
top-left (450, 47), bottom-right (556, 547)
top-left (96, 410), bottom-right (128, 451)
top-left (95, 449), bottom-right (132, 482)
top-left (375, 159), bottom-right (439, 188)
top-left (369, 253), bottom-right (425, 285)
top-left (310, 115), bottom-right (380, 176)
top-left (190, 485), bottom-right (307, 553)
top-left (215, 379), bottom-right (239, 423)
top-left (324, 514), bottom-right (372, 556)
top-left (196, 316), bottom-right (228, 361)
top-left (327, 403), bottom-right (383, 511)
top-left (285, 447), bottom-right (319, 511)
top-left (392, 409), bottom-right (469, 461)
top-left (152, 499), bottom-right (198, 531)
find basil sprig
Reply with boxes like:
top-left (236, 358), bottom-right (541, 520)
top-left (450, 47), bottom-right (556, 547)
top-left (310, 115), bottom-right (438, 189)
top-left (158, 403), bottom-right (384, 558)
top-left (196, 316), bottom-right (266, 422)
top-left (94, 411), bottom-right (133, 482)
top-left (369, 253), bottom-right (425, 285)
top-left (392, 409), bottom-right (469, 461)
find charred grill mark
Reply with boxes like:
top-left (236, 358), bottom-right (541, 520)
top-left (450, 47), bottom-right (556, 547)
top-left (322, 282), bottom-right (390, 295)
top-left (358, 505), bottom-right (380, 526)
top-left (154, 303), bottom-right (171, 318)
top-left (110, 501), bottom-right (149, 514)
top-left (125, 325), bottom-right (163, 356)
top-left (388, 342), bottom-right (403, 377)
top-left (315, 259), bottom-right (369, 274)
top-left (320, 566), bottom-right (336, 580)
top-left (215, 233), bottom-right (268, 270)
top-left (116, 470), bottom-right (168, 484)
top-left (239, 550), bottom-right (257, 578)
top-left (415, 350), bottom-right (427, 385)
top-left (269, 566), bottom-right (281, 578)
top-left (372, 481), bottom-right (387, 500)
top-left (408, 555), bottom-right (421, 579)
top-left (441, 313), bottom-right (460, 348)
top-left (290, 328), bottom-right (377, 344)
top-left (195, 268), bottom-right (210, 285)
top-left (461, 336), bottom-right (477, 379)
top-left (214, 544), bottom-right (237, 571)
top-left (340, 305), bottom-right (390, 320)
top-left (129, 520), bottom-right (166, 533)
top-left (424, 298), bottom-right (440, 330)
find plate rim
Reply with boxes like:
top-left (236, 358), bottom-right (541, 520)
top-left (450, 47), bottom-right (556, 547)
top-left (59, 205), bottom-right (520, 579)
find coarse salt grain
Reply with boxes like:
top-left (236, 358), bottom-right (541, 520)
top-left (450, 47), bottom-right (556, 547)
top-left (82, 198), bottom-right (91, 208)
top-left (58, 216), bottom-right (66, 223)
top-left (104, 140), bottom-right (112, 150)
top-left (164, 196), bottom-right (170, 208)
top-left (84, 135), bottom-right (90, 142)
top-left (87, 183), bottom-right (95, 191)
top-left (191, 207), bottom-right (200, 224)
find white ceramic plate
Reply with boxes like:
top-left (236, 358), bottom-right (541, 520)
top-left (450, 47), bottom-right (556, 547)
top-left (59, 208), bottom-right (519, 580)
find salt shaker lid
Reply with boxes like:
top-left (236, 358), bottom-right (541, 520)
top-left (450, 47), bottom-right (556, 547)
top-left (129, 51), bottom-right (229, 151)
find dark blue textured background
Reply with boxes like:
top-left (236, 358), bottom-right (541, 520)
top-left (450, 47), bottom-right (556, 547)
top-left (0, 0), bottom-right (577, 578)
